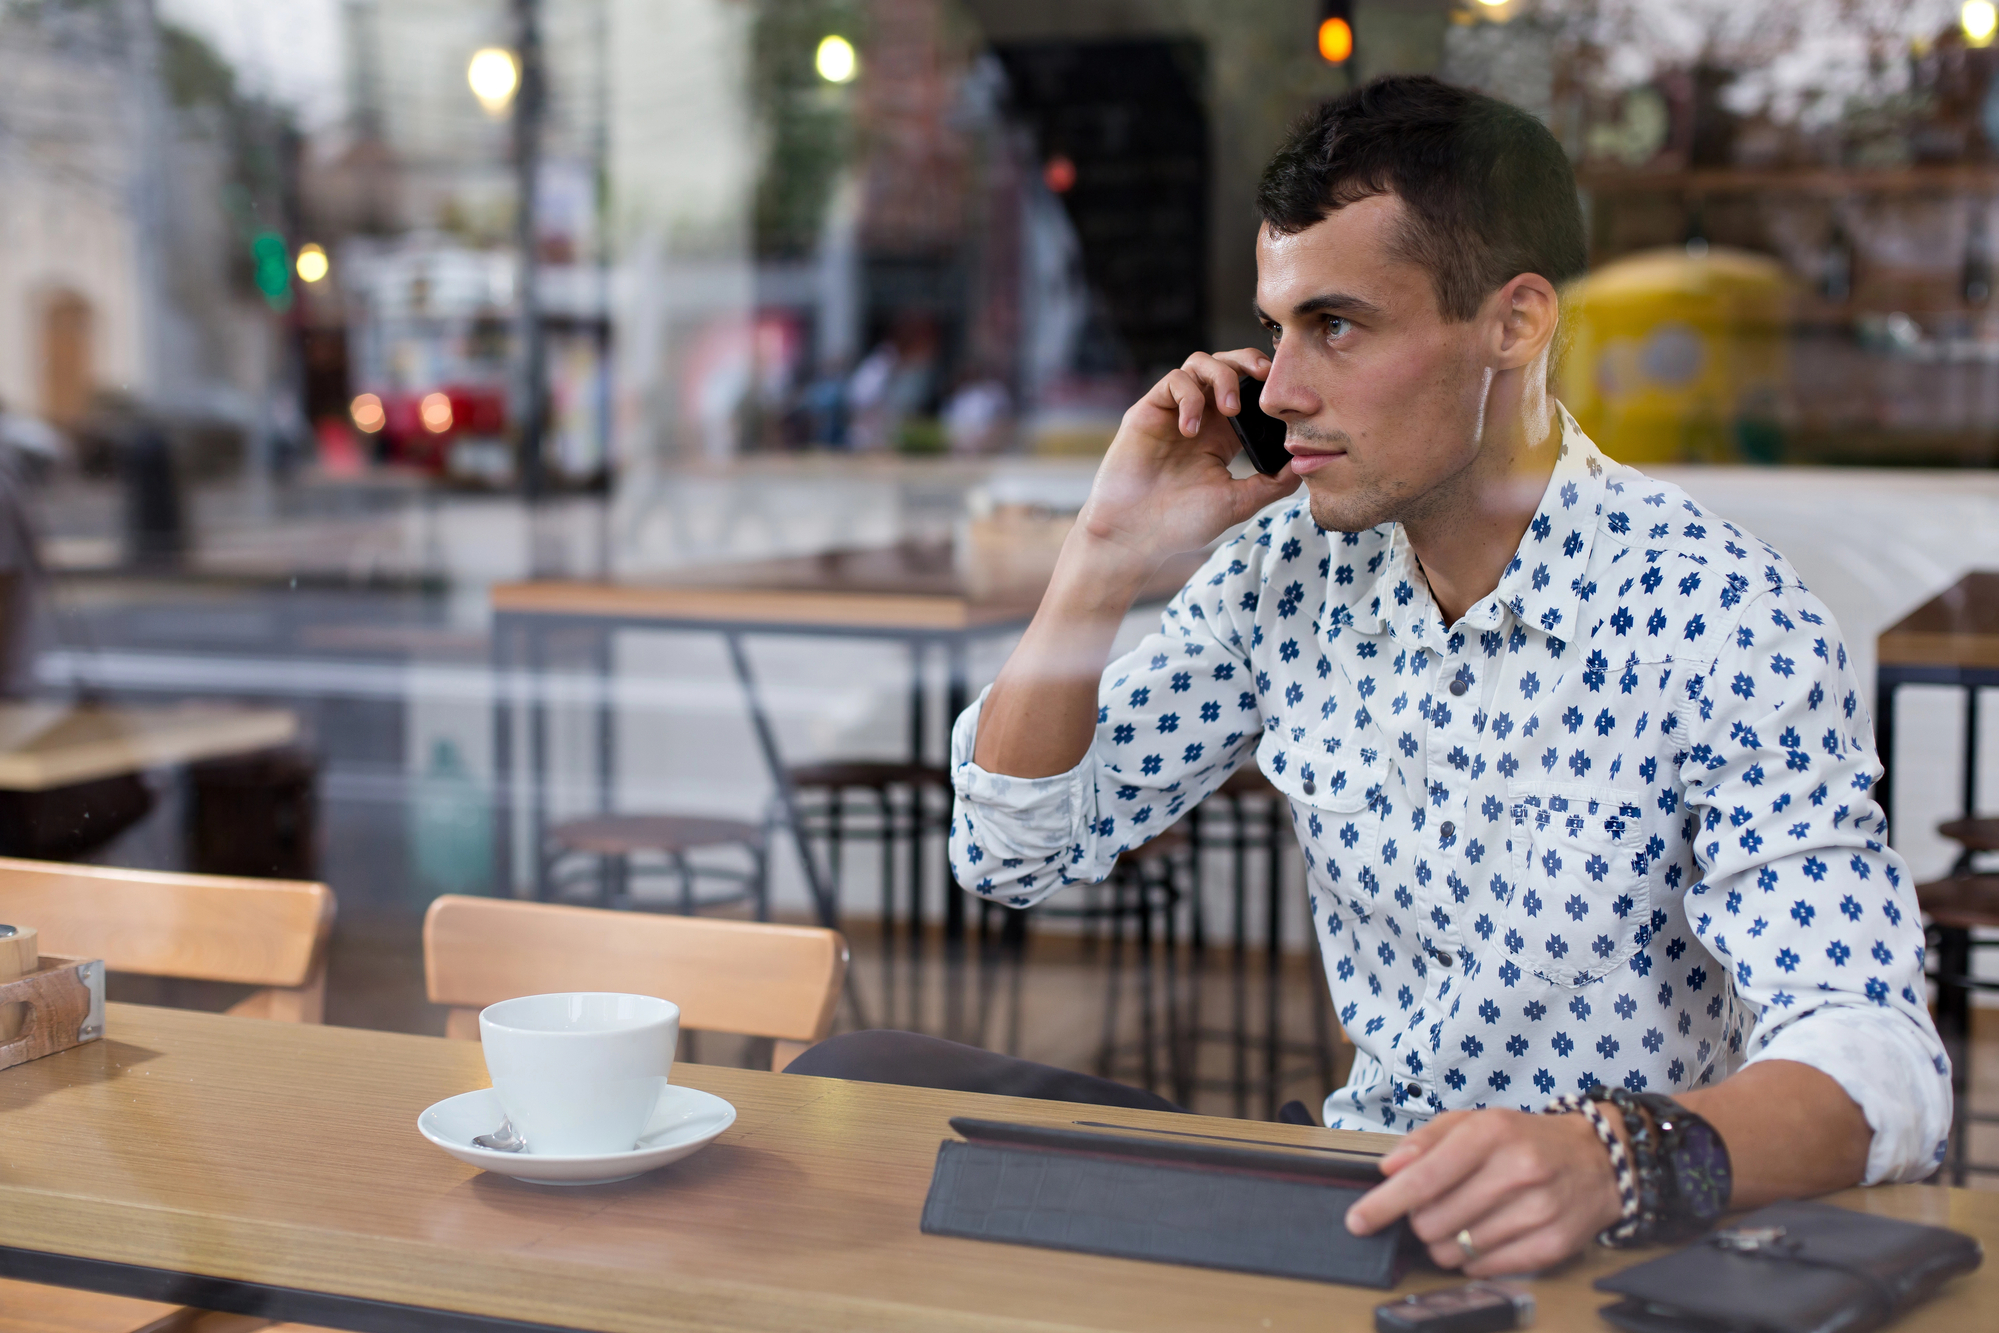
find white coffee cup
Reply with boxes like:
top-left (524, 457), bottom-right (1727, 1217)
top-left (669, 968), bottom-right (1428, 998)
top-left (478, 992), bottom-right (679, 1156)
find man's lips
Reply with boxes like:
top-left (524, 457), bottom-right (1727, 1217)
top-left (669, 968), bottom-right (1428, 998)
top-left (1285, 446), bottom-right (1346, 476)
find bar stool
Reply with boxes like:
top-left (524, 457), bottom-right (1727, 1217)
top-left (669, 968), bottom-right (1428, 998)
top-left (1187, 766), bottom-right (1343, 1121)
top-left (543, 814), bottom-right (769, 918)
top-left (1939, 818), bottom-right (1999, 863)
top-left (785, 761), bottom-right (952, 1030)
top-left (1921, 815), bottom-right (1999, 1184)
top-left (998, 828), bottom-right (1194, 1101)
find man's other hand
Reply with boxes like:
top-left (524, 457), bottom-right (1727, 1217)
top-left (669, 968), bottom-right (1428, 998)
top-left (1344, 1108), bottom-right (1624, 1276)
top-left (1077, 349), bottom-right (1300, 573)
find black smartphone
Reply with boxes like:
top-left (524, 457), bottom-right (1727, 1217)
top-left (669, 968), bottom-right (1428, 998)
top-left (1374, 1281), bottom-right (1535, 1333)
top-left (1226, 372), bottom-right (1292, 476)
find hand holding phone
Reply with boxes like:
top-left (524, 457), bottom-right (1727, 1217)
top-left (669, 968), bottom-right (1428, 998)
top-left (1226, 372), bottom-right (1293, 477)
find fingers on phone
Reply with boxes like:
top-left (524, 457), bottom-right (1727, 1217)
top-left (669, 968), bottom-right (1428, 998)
top-left (1181, 351), bottom-right (1241, 415)
top-left (1213, 347), bottom-right (1270, 387)
top-left (1162, 368), bottom-right (1206, 436)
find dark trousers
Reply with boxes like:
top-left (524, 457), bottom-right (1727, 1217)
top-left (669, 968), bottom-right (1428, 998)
top-left (785, 1030), bottom-right (1324, 1125)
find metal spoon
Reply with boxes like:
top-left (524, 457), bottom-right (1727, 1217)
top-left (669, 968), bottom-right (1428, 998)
top-left (472, 1117), bottom-right (526, 1152)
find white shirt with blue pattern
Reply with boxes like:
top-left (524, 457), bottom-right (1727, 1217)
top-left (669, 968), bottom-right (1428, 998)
top-left (949, 410), bottom-right (1949, 1184)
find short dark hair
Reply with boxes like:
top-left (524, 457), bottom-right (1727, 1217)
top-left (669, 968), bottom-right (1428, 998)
top-left (1256, 75), bottom-right (1586, 321)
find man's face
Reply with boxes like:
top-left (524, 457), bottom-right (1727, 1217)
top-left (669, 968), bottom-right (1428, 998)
top-left (1254, 195), bottom-right (1498, 534)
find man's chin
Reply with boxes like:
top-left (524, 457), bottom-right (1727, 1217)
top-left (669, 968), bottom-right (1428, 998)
top-left (1304, 480), bottom-right (1395, 535)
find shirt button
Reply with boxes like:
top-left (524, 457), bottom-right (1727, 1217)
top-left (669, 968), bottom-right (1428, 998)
top-left (1431, 947), bottom-right (1452, 966)
top-left (1439, 821), bottom-right (1455, 839)
top-left (1449, 675), bottom-right (1470, 696)
top-left (1302, 780), bottom-right (1316, 795)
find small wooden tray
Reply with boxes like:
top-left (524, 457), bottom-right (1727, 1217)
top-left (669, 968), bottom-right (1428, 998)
top-left (0, 954), bottom-right (105, 1072)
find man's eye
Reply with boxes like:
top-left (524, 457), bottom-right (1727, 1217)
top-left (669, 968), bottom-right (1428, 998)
top-left (1326, 316), bottom-right (1349, 338)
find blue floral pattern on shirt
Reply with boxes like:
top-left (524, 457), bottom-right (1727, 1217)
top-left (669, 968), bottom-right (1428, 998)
top-left (949, 408), bottom-right (1950, 1183)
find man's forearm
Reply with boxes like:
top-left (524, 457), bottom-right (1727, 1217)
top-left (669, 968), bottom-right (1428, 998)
top-left (971, 528), bottom-right (1160, 778)
top-left (1676, 1059), bottom-right (1872, 1207)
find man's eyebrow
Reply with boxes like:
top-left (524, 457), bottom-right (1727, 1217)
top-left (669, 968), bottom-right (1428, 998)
top-left (1254, 292), bottom-right (1384, 322)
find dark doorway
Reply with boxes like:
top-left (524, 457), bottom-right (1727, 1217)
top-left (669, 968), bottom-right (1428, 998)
top-left (993, 39), bottom-right (1209, 378)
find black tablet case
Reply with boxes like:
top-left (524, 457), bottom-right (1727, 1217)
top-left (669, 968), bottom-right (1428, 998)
top-left (919, 1117), bottom-right (1413, 1287)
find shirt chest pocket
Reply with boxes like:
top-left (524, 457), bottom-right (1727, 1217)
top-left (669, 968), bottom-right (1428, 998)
top-left (1501, 780), bottom-right (1650, 987)
top-left (1259, 744), bottom-right (1389, 875)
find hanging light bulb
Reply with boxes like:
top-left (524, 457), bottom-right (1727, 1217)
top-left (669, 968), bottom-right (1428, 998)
top-left (1967, 1), bottom-right (1998, 46)
top-left (816, 35), bottom-right (857, 83)
top-left (294, 243), bottom-right (330, 284)
top-left (468, 47), bottom-right (520, 115)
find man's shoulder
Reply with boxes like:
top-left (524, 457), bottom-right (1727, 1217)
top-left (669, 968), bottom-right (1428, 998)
top-left (1590, 455), bottom-right (1812, 632)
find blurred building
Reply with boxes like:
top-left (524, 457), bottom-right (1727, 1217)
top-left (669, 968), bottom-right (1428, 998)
top-left (0, 0), bottom-right (293, 457)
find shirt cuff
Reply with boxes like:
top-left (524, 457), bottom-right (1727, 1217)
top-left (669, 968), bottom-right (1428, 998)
top-left (948, 686), bottom-right (1097, 846)
top-left (1744, 1003), bottom-right (1951, 1184)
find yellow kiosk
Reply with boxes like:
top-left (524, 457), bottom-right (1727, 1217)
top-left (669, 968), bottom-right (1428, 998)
top-left (1560, 246), bottom-right (1793, 464)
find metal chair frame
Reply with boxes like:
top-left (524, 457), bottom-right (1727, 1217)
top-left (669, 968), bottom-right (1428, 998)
top-left (786, 766), bottom-right (952, 1032)
top-left (1186, 780), bottom-right (1342, 1122)
top-left (541, 820), bottom-right (769, 920)
top-left (1015, 836), bottom-right (1195, 1104)
top-left (1924, 829), bottom-right (1999, 1185)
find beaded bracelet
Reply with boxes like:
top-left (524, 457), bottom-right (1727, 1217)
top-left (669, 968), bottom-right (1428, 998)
top-left (1602, 1087), bottom-right (1672, 1240)
top-left (1544, 1092), bottom-right (1642, 1245)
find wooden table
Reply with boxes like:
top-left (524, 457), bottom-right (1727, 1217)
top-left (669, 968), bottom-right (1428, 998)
top-left (488, 543), bottom-right (1200, 957)
top-left (0, 703), bottom-right (298, 790)
top-left (3, 1005), bottom-right (1992, 1333)
top-left (1875, 570), bottom-right (1999, 835)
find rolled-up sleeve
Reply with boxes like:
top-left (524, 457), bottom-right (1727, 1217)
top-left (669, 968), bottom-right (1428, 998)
top-left (1677, 582), bottom-right (1950, 1183)
top-left (949, 530), bottom-right (1271, 908)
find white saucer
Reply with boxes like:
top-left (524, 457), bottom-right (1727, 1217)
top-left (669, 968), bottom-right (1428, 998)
top-left (418, 1084), bottom-right (736, 1186)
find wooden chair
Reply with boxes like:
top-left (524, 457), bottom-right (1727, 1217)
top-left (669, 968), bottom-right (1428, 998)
top-left (0, 858), bottom-right (334, 1022)
top-left (0, 858), bottom-right (334, 1333)
top-left (424, 894), bottom-right (847, 1071)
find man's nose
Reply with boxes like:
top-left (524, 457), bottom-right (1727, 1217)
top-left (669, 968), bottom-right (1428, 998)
top-left (1258, 346), bottom-right (1318, 420)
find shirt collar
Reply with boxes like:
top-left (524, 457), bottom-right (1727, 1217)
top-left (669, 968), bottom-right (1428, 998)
top-left (1328, 406), bottom-right (1608, 649)
top-left (1490, 406), bottom-right (1608, 648)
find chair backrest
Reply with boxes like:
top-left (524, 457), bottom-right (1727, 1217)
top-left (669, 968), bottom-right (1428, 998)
top-left (424, 895), bottom-right (848, 1071)
top-left (0, 856), bottom-right (335, 1023)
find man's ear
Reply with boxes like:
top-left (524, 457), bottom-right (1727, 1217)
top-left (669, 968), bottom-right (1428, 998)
top-left (1490, 273), bottom-right (1560, 372)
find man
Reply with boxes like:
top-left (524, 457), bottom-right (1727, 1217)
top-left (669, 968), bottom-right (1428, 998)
top-left (792, 75), bottom-right (1948, 1274)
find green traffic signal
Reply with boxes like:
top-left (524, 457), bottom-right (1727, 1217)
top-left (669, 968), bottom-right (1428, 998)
top-left (251, 231), bottom-right (292, 310)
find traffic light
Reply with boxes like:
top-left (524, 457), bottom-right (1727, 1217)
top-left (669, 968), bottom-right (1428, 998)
top-left (250, 231), bottom-right (293, 312)
top-left (1318, 1), bottom-right (1354, 65)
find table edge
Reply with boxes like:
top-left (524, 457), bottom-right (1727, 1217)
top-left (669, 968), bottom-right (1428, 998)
top-left (0, 1246), bottom-right (592, 1333)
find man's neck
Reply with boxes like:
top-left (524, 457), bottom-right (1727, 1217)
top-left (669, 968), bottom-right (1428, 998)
top-left (1401, 394), bottom-right (1562, 628)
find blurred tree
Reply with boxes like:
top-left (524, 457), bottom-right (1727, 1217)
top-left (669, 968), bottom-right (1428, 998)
top-left (751, 0), bottom-right (864, 257)
top-left (151, 18), bottom-right (299, 309)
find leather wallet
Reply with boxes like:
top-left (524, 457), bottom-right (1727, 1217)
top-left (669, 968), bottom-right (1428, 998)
top-left (919, 1117), bottom-right (1414, 1287)
top-left (1593, 1199), bottom-right (1983, 1333)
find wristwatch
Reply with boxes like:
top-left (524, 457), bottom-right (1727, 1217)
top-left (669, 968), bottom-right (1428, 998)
top-left (1598, 1087), bottom-right (1733, 1242)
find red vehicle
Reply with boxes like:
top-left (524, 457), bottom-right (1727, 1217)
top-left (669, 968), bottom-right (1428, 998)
top-left (352, 384), bottom-right (508, 474)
